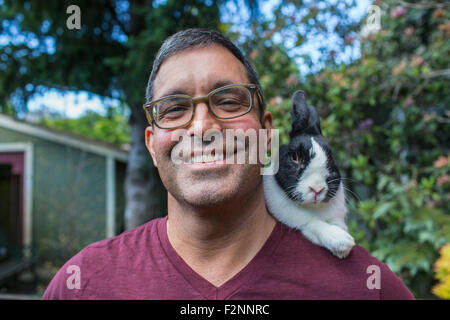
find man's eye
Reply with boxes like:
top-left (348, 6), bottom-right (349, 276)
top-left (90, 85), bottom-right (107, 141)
top-left (166, 106), bottom-right (187, 112)
top-left (220, 99), bottom-right (239, 104)
top-left (215, 99), bottom-right (245, 113)
top-left (216, 99), bottom-right (240, 106)
top-left (159, 105), bottom-right (189, 119)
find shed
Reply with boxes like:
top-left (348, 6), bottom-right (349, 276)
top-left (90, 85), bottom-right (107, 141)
top-left (0, 113), bottom-right (128, 266)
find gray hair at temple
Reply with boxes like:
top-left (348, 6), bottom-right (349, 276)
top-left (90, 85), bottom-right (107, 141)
top-left (145, 28), bottom-right (266, 118)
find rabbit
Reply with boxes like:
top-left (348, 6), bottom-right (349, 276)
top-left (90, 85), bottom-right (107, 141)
top-left (263, 90), bottom-right (355, 258)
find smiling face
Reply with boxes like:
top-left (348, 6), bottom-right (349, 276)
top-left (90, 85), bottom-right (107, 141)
top-left (145, 45), bottom-right (273, 208)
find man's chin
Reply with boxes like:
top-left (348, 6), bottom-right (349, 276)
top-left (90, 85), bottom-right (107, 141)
top-left (180, 188), bottom-right (234, 208)
top-left (167, 164), bottom-right (260, 208)
top-left (172, 178), bottom-right (244, 209)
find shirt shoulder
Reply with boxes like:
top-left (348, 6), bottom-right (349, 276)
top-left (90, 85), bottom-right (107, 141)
top-left (349, 244), bottom-right (415, 300)
top-left (270, 224), bottom-right (414, 300)
top-left (42, 217), bottom-right (164, 300)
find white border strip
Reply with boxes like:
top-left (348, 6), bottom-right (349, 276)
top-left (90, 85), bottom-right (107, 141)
top-left (0, 142), bottom-right (34, 258)
top-left (0, 114), bottom-right (128, 162)
top-left (106, 156), bottom-right (116, 238)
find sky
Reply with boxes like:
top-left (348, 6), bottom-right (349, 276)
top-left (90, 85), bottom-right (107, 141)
top-left (27, 90), bottom-right (121, 118)
top-left (25, 0), bottom-right (372, 119)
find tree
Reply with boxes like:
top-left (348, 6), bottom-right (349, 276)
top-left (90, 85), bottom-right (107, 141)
top-left (0, 0), bottom-right (256, 230)
top-left (258, 0), bottom-right (449, 298)
top-left (224, 0), bottom-right (361, 142)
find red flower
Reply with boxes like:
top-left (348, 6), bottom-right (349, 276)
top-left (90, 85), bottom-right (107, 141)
top-left (391, 6), bottom-right (406, 18)
top-left (434, 156), bottom-right (448, 169)
top-left (404, 26), bottom-right (414, 37)
top-left (404, 97), bottom-right (414, 108)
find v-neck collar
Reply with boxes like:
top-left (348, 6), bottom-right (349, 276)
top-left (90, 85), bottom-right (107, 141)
top-left (156, 215), bottom-right (284, 300)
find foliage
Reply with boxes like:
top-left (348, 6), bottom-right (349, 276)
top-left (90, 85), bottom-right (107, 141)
top-left (0, 0), bottom-right (224, 111)
top-left (254, 0), bottom-right (449, 298)
top-left (225, 0), bottom-right (360, 143)
top-left (432, 243), bottom-right (450, 299)
top-left (39, 107), bottom-right (131, 146)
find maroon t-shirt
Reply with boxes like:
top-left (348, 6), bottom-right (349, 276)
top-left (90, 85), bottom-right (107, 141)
top-left (42, 216), bottom-right (414, 300)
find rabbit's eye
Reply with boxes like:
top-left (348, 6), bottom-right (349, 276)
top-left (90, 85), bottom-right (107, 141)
top-left (290, 152), bottom-right (298, 164)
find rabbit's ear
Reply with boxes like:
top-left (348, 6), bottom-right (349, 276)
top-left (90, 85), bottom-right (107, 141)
top-left (291, 91), bottom-right (308, 118)
top-left (290, 90), bottom-right (322, 137)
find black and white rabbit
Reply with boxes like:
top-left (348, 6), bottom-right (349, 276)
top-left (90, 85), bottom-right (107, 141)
top-left (263, 90), bottom-right (355, 258)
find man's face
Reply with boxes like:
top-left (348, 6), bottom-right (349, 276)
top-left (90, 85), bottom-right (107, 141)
top-left (145, 45), bottom-right (273, 208)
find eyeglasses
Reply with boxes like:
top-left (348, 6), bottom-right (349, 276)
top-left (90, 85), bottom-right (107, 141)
top-left (142, 83), bottom-right (263, 129)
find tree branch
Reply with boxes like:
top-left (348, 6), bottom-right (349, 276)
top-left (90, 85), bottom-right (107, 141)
top-left (422, 68), bottom-right (450, 79)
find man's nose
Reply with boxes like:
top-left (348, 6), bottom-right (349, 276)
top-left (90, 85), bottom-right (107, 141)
top-left (186, 101), bottom-right (222, 136)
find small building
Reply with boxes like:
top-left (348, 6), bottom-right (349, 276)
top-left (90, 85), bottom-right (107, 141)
top-left (0, 113), bottom-right (128, 269)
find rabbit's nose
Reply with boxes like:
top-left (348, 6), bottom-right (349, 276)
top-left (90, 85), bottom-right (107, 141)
top-left (309, 186), bottom-right (325, 195)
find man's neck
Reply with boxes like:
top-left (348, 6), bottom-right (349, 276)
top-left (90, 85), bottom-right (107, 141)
top-left (166, 181), bottom-right (276, 287)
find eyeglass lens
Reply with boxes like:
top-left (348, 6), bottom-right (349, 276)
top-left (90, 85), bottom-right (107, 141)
top-left (152, 86), bottom-right (252, 128)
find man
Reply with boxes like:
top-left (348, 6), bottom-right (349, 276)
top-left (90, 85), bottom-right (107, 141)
top-left (43, 28), bottom-right (414, 300)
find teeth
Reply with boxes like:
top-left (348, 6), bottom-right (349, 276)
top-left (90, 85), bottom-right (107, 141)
top-left (188, 153), bottom-right (224, 163)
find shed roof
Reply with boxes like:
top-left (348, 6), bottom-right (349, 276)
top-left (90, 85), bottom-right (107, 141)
top-left (0, 113), bottom-right (129, 162)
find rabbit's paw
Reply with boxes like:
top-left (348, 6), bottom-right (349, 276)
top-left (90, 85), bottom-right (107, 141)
top-left (321, 225), bottom-right (355, 259)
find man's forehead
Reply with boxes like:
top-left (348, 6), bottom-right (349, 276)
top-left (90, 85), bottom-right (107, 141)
top-left (153, 46), bottom-right (249, 99)
top-left (155, 77), bottom-right (242, 99)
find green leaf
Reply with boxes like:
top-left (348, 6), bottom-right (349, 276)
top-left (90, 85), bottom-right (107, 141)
top-left (373, 201), bottom-right (395, 220)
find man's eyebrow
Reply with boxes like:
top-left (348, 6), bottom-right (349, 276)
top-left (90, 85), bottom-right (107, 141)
top-left (157, 87), bottom-right (190, 99)
top-left (208, 80), bottom-right (235, 91)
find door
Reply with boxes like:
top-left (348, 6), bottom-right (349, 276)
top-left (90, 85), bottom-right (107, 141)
top-left (0, 152), bottom-right (24, 261)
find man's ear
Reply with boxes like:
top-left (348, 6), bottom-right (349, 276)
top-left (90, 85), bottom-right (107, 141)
top-left (262, 110), bottom-right (274, 153)
top-left (145, 125), bottom-right (158, 167)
